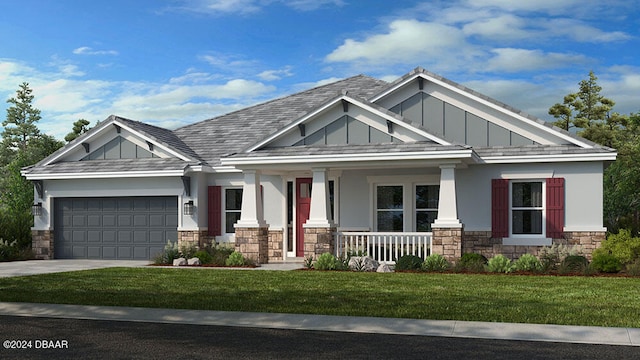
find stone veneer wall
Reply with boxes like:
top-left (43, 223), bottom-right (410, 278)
top-left (462, 231), bottom-right (605, 260)
top-left (32, 230), bottom-right (54, 260)
top-left (268, 229), bottom-right (284, 261)
top-left (304, 227), bottom-right (336, 260)
top-left (177, 230), bottom-right (212, 249)
top-left (431, 227), bottom-right (463, 263)
top-left (235, 227), bottom-right (269, 264)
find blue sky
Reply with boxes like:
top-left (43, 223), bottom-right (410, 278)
top-left (1, 0), bottom-right (639, 140)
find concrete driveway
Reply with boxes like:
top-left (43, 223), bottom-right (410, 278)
top-left (0, 259), bottom-right (150, 278)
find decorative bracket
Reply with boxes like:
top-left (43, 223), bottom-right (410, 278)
top-left (33, 180), bottom-right (44, 199)
top-left (181, 176), bottom-right (191, 197)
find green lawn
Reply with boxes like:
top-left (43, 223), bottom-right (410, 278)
top-left (0, 268), bottom-right (639, 327)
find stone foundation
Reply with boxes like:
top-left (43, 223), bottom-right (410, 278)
top-left (31, 230), bottom-right (54, 260)
top-left (177, 230), bottom-right (211, 249)
top-left (431, 227), bottom-right (463, 263)
top-left (235, 227), bottom-right (269, 264)
top-left (462, 230), bottom-right (606, 260)
top-left (304, 227), bottom-right (336, 259)
top-left (268, 229), bottom-right (284, 261)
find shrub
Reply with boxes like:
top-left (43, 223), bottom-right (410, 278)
top-left (487, 255), bottom-right (513, 273)
top-left (303, 255), bottom-right (314, 269)
top-left (422, 254), bottom-right (450, 272)
top-left (591, 252), bottom-right (622, 273)
top-left (539, 244), bottom-right (582, 271)
top-left (201, 243), bottom-right (235, 266)
top-left (194, 250), bottom-right (213, 264)
top-left (456, 253), bottom-right (487, 272)
top-left (179, 243), bottom-right (198, 259)
top-left (395, 255), bottom-right (424, 271)
top-left (225, 251), bottom-right (246, 267)
top-left (0, 239), bottom-right (20, 262)
top-left (153, 240), bottom-right (180, 265)
top-left (625, 259), bottom-right (640, 276)
top-left (513, 254), bottom-right (542, 272)
top-left (560, 255), bottom-right (589, 273)
top-left (598, 229), bottom-right (640, 265)
top-left (314, 252), bottom-right (338, 270)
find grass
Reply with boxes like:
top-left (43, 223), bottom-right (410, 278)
top-left (0, 268), bottom-right (639, 327)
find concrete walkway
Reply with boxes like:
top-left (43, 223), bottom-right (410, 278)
top-left (0, 260), bottom-right (638, 347)
top-left (0, 302), bottom-right (638, 347)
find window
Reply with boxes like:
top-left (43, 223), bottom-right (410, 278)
top-left (376, 186), bottom-right (403, 232)
top-left (224, 188), bottom-right (243, 234)
top-left (416, 185), bottom-right (439, 232)
top-left (374, 183), bottom-right (438, 232)
top-left (511, 182), bottom-right (543, 235)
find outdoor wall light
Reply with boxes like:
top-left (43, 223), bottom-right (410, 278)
top-left (183, 200), bottom-right (195, 216)
top-left (31, 202), bottom-right (43, 216)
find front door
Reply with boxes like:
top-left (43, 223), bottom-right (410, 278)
top-left (296, 178), bottom-right (312, 257)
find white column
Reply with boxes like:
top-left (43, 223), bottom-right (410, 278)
top-left (235, 170), bottom-right (267, 228)
top-left (304, 168), bottom-right (334, 228)
top-left (433, 164), bottom-right (462, 228)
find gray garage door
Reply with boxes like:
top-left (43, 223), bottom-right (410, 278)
top-left (54, 197), bottom-right (178, 260)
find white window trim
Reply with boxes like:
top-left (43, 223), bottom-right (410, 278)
top-left (219, 187), bottom-right (243, 242)
top-left (372, 179), bottom-right (439, 232)
top-left (504, 179), bottom-right (552, 246)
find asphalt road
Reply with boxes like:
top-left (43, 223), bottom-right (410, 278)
top-left (1, 315), bottom-right (638, 359)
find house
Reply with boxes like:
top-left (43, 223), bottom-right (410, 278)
top-left (22, 67), bottom-right (616, 263)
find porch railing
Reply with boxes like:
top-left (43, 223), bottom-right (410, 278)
top-left (335, 231), bottom-right (432, 263)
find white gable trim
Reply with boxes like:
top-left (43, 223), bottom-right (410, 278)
top-left (24, 169), bottom-right (185, 180)
top-left (245, 95), bottom-right (450, 152)
top-left (372, 72), bottom-right (594, 149)
top-left (41, 117), bottom-right (193, 166)
top-left (479, 152), bottom-right (616, 164)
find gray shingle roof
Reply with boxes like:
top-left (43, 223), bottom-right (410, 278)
top-left (24, 158), bottom-right (191, 175)
top-left (473, 145), bottom-right (616, 157)
top-left (173, 75), bottom-right (389, 166)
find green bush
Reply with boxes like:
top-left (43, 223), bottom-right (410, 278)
top-left (487, 255), bottom-right (513, 273)
top-left (598, 229), bottom-right (640, 265)
top-left (591, 252), bottom-right (622, 273)
top-left (314, 252), bottom-right (339, 270)
top-left (153, 240), bottom-right (180, 265)
top-left (560, 255), bottom-right (589, 273)
top-left (0, 239), bottom-right (20, 261)
top-left (395, 255), bottom-right (424, 271)
top-left (539, 244), bottom-right (582, 271)
top-left (455, 253), bottom-right (487, 272)
top-left (225, 251), bottom-right (246, 267)
top-left (625, 259), bottom-right (640, 276)
top-left (513, 254), bottom-right (542, 272)
top-left (194, 250), bottom-right (213, 264)
top-left (422, 254), bottom-right (450, 272)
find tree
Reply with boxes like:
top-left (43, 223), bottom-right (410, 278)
top-left (2, 82), bottom-right (42, 156)
top-left (64, 119), bottom-right (92, 142)
top-left (548, 71), bottom-right (621, 147)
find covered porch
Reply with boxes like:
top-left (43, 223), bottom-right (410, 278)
top-left (221, 143), bottom-right (478, 264)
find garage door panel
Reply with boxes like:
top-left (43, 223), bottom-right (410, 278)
top-left (54, 196), bottom-right (178, 260)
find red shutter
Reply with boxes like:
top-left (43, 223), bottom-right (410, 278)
top-left (492, 179), bottom-right (509, 238)
top-left (546, 178), bottom-right (565, 238)
top-left (208, 186), bottom-right (222, 236)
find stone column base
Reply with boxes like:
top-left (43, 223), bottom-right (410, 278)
top-left (304, 227), bottom-right (336, 259)
top-left (431, 226), bottom-right (463, 263)
top-left (235, 227), bottom-right (269, 264)
top-left (32, 230), bottom-right (54, 260)
top-left (564, 231), bottom-right (606, 260)
top-left (177, 230), bottom-right (212, 249)
top-left (268, 229), bottom-right (284, 261)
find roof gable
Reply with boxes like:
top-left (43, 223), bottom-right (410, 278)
top-left (372, 67), bottom-right (596, 149)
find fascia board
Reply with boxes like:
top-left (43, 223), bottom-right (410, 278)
top-left (222, 150), bottom-right (474, 166)
top-left (479, 153), bottom-right (617, 164)
top-left (24, 170), bottom-right (186, 180)
top-left (372, 72), bottom-right (593, 149)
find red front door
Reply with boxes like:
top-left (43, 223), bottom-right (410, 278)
top-left (296, 178), bottom-right (312, 257)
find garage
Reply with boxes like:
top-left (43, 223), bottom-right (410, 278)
top-left (53, 197), bottom-right (178, 260)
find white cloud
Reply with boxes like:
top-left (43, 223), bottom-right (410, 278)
top-left (465, 0), bottom-right (583, 13)
top-left (286, 0), bottom-right (345, 11)
top-left (326, 19), bottom-right (479, 69)
top-left (167, 0), bottom-right (344, 15)
top-left (485, 48), bottom-right (588, 72)
top-left (73, 46), bottom-right (119, 56)
top-left (258, 66), bottom-right (293, 81)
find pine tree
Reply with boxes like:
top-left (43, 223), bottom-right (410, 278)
top-left (2, 83), bottom-right (42, 156)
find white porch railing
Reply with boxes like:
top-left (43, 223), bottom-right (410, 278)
top-left (335, 232), bottom-right (432, 263)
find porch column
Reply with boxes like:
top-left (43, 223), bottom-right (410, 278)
top-left (235, 170), bottom-right (266, 228)
top-left (305, 168), bottom-right (334, 227)
top-left (303, 168), bottom-right (336, 258)
top-left (235, 170), bottom-right (268, 263)
top-left (432, 164), bottom-right (463, 263)
top-left (433, 164), bottom-right (462, 228)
